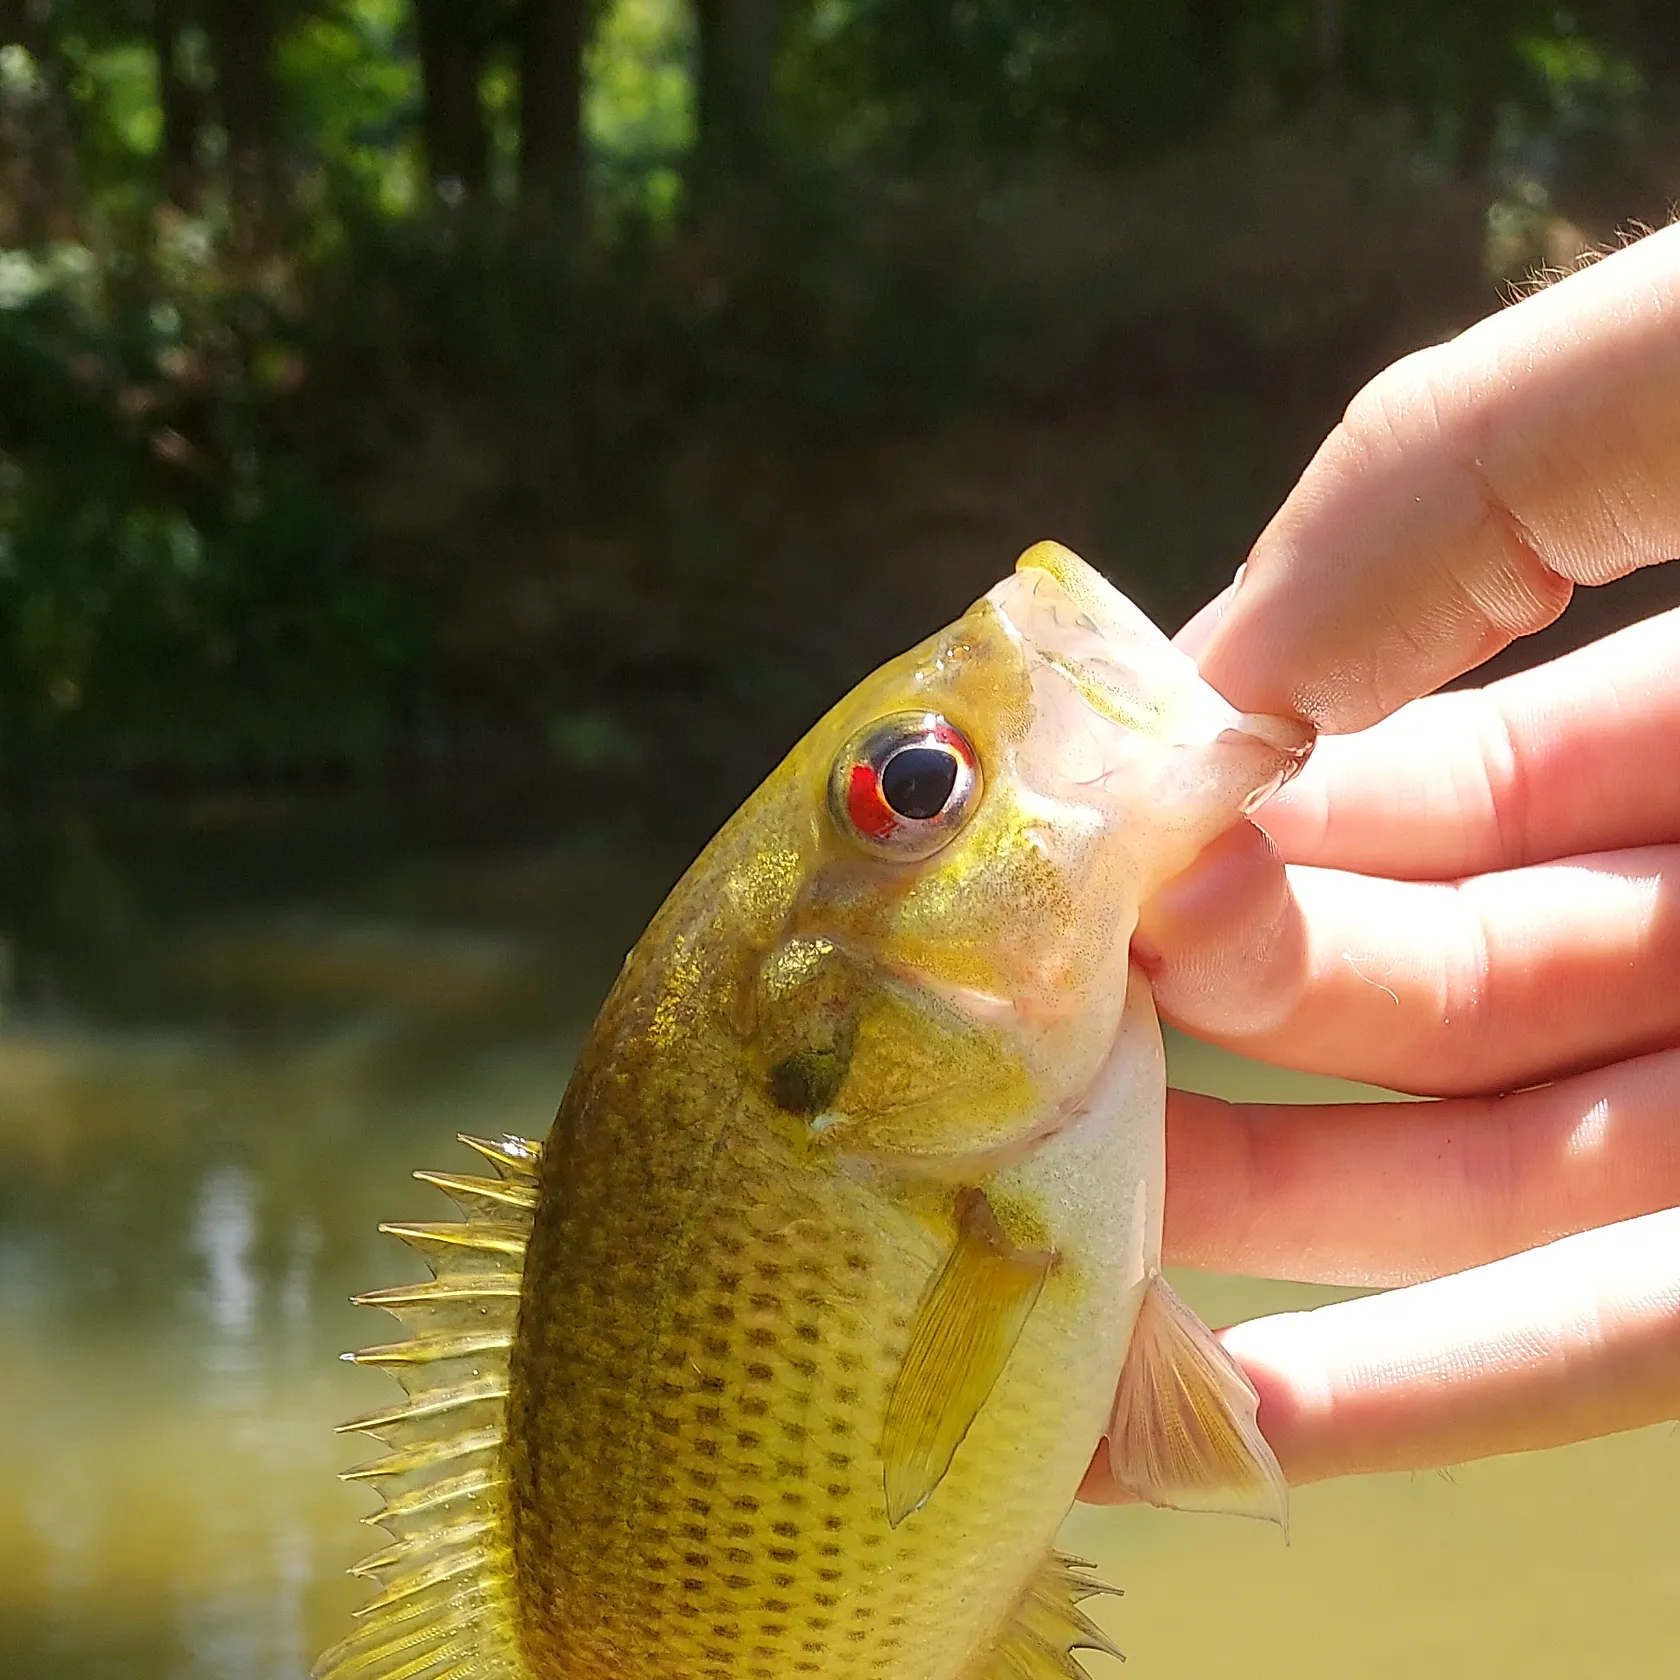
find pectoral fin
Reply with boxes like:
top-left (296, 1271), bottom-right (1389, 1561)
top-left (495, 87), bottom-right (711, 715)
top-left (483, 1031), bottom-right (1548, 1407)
top-left (883, 1188), bottom-right (1054, 1526)
top-left (1107, 1270), bottom-right (1289, 1532)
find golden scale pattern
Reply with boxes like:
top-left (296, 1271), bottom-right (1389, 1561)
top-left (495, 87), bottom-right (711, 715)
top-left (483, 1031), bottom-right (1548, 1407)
top-left (320, 1126), bottom-right (1121, 1680)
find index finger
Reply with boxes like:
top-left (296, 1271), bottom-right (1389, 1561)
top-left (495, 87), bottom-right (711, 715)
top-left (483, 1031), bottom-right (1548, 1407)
top-left (1200, 224), bottom-right (1680, 731)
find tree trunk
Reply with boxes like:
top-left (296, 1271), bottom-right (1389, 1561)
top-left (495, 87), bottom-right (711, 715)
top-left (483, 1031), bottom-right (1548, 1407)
top-left (517, 0), bottom-right (587, 240)
top-left (1634, 3), bottom-right (1680, 99)
top-left (154, 0), bottom-right (201, 210)
top-left (415, 0), bottom-right (488, 211)
top-left (0, 0), bottom-right (81, 243)
top-left (692, 0), bottom-right (777, 205)
top-left (207, 0), bottom-right (277, 253)
top-left (1314, 0), bottom-right (1344, 93)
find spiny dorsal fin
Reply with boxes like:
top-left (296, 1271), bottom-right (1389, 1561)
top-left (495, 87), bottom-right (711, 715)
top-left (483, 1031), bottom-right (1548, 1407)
top-left (313, 1133), bottom-right (540, 1680)
top-left (982, 1551), bottom-right (1124, 1680)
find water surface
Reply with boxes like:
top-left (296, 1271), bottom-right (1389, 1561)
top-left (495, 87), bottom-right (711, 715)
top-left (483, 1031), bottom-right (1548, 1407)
top-left (1, 805), bottom-right (1673, 1677)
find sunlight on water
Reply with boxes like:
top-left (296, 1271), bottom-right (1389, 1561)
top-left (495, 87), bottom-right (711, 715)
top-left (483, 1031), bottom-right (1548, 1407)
top-left (0, 827), bottom-right (1674, 1677)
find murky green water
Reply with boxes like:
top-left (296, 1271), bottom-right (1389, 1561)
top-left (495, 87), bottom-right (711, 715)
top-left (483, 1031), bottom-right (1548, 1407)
top-left (1, 804), bottom-right (1674, 1678)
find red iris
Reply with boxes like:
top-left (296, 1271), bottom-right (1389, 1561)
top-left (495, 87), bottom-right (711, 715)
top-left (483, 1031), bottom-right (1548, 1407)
top-left (846, 761), bottom-right (899, 841)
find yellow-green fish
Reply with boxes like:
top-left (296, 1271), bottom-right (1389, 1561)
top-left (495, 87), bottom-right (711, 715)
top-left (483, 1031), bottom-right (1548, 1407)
top-left (318, 542), bottom-right (1312, 1680)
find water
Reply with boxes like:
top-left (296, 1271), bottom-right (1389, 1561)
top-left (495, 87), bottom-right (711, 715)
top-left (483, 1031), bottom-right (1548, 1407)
top-left (1, 803), bottom-right (1674, 1678)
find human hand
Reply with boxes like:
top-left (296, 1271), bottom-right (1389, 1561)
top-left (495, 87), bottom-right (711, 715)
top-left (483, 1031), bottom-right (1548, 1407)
top-left (1085, 223), bottom-right (1680, 1499)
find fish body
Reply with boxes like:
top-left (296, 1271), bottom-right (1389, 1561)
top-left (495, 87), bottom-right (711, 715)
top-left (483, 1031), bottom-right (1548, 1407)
top-left (320, 544), bottom-right (1311, 1680)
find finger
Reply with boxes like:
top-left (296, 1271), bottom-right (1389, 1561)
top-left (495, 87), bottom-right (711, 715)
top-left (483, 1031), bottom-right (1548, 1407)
top-left (1197, 224), bottom-right (1680, 731)
top-left (1257, 605), bottom-right (1680, 878)
top-left (1172, 571), bottom-right (1242, 658)
top-left (1134, 829), bottom-right (1680, 1095)
top-left (1162, 1049), bottom-right (1680, 1286)
top-left (1082, 1208), bottom-right (1680, 1498)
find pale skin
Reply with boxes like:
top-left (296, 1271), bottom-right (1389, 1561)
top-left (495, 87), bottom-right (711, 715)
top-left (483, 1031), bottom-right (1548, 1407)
top-left (1081, 222), bottom-right (1680, 1501)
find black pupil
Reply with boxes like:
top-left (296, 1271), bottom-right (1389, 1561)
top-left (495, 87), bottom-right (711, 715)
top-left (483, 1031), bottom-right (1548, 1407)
top-left (880, 744), bottom-right (959, 821)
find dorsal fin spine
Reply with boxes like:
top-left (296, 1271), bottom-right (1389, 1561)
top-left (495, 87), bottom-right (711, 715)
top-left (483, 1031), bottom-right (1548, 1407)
top-left (312, 1135), bottom-right (540, 1680)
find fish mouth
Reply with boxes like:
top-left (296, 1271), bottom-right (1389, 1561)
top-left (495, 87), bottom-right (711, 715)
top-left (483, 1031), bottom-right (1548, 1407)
top-left (985, 542), bottom-right (1313, 801)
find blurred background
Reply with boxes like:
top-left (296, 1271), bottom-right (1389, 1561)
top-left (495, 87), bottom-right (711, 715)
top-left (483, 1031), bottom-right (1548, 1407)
top-left (3, 4), bottom-right (1680, 1678)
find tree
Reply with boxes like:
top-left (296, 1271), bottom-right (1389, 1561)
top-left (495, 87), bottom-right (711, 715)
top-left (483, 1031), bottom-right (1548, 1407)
top-left (206, 0), bottom-right (277, 248)
top-left (693, 0), bottom-right (778, 203)
top-left (415, 0), bottom-right (491, 211)
top-left (0, 0), bottom-right (80, 242)
top-left (154, 0), bottom-right (201, 209)
top-left (517, 0), bottom-right (587, 238)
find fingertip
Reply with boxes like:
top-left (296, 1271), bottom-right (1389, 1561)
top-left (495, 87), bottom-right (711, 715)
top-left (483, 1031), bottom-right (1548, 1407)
top-left (1135, 821), bottom-right (1307, 1039)
top-left (1173, 569), bottom-right (1243, 659)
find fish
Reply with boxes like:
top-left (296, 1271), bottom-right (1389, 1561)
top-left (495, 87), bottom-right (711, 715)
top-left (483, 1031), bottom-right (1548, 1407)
top-left (316, 541), bottom-right (1313, 1680)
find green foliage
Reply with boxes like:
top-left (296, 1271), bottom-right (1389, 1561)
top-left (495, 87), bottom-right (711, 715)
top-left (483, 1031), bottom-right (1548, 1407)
top-left (0, 0), bottom-right (1670, 786)
top-left (586, 0), bottom-right (692, 229)
top-left (281, 1), bottom-right (423, 223)
top-left (0, 239), bottom-right (429, 775)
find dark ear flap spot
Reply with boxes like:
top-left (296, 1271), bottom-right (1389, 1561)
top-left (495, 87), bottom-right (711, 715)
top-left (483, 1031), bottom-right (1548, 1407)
top-left (767, 1046), bottom-right (848, 1116)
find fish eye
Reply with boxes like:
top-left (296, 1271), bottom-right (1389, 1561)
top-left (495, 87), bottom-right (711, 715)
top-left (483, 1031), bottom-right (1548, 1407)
top-left (829, 712), bottom-right (981, 860)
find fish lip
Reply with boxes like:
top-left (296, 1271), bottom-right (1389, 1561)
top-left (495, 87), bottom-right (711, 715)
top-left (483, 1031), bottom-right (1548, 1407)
top-left (988, 551), bottom-right (1316, 802)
